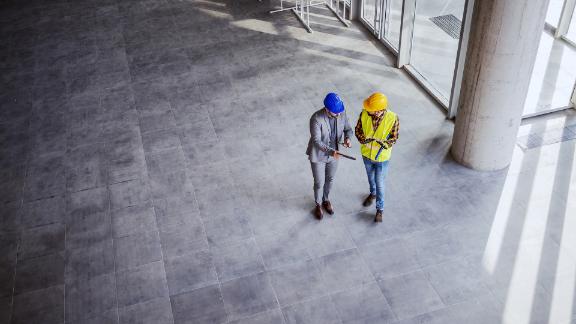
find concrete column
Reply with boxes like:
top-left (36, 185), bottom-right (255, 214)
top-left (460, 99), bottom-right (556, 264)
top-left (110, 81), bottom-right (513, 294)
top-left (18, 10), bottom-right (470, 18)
top-left (451, 0), bottom-right (551, 170)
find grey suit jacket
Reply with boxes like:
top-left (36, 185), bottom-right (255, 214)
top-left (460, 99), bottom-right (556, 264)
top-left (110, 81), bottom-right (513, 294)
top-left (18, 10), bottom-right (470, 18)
top-left (306, 108), bottom-right (353, 162)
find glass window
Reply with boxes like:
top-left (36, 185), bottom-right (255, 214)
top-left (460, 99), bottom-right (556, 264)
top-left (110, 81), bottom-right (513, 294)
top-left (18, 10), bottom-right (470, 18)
top-left (382, 0), bottom-right (402, 49)
top-left (523, 32), bottom-right (576, 116)
top-left (546, 0), bottom-right (564, 27)
top-left (362, 0), bottom-right (377, 29)
top-left (567, 8), bottom-right (576, 42)
top-left (409, 0), bottom-right (465, 99)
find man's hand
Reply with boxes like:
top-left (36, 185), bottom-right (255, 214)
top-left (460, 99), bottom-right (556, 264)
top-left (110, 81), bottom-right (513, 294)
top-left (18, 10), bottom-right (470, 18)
top-left (332, 151), bottom-right (340, 159)
top-left (343, 138), bottom-right (352, 148)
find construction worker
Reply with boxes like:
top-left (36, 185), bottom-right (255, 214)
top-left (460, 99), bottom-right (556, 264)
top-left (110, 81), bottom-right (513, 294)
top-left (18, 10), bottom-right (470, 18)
top-left (306, 93), bottom-right (352, 220)
top-left (355, 92), bottom-right (399, 223)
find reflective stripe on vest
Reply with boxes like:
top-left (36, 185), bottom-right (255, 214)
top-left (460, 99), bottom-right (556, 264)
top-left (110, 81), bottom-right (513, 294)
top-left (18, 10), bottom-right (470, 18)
top-left (360, 110), bottom-right (397, 162)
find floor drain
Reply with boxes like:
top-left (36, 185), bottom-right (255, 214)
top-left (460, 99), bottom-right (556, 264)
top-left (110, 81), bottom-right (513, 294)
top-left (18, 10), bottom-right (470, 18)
top-left (429, 14), bottom-right (461, 39)
top-left (517, 125), bottom-right (576, 150)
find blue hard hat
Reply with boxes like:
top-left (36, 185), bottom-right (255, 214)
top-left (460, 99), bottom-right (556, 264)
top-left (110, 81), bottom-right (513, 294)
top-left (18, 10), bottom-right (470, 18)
top-left (324, 93), bottom-right (345, 114)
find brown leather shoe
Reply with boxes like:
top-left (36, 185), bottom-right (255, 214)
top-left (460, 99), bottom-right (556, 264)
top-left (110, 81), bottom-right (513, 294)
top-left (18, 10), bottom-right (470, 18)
top-left (363, 194), bottom-right (376, 207)
top-left (374, 210), bottom-right (383, 223)
top-left (322, 200), bottom-right (334, 215)
top-left (314, 204), bottom-right (323, 220)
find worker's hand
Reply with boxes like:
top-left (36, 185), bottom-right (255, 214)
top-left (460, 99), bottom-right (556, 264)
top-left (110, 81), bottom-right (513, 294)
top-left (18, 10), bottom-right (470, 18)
top-left (332, 151), bottom-right (340, 159)
top-left (343, 138), bottom-right (351, 148)
top-left (375, 139), bottom-right (386, 147)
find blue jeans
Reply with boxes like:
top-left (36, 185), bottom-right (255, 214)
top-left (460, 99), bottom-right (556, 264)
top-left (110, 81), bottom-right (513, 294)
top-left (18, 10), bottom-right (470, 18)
top-left (362, 157), bottom-right (389, 211)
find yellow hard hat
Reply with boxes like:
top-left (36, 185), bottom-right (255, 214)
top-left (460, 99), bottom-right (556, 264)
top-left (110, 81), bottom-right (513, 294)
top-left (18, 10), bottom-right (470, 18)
top-left (363, 92), bottom-right (388, 112)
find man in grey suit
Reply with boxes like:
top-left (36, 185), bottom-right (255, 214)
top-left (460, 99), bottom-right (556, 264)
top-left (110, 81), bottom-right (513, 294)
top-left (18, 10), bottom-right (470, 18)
top-left (306, 93), bottom-right (353, 220)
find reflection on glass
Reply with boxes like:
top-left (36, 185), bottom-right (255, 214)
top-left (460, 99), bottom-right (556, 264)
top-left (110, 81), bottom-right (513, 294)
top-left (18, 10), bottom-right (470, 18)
top-left (567, 10), bottom-right (576, 42)
top-left (524, 32), bottom-right (576, 116)
top-left (382, 0), bottom-right (402, 49)
top-left (410, 0), bottom-right (465, 99)
top-left (362, 0), bottom-right (377, 28)
top-left (546, 0), bottom-right (564, 27)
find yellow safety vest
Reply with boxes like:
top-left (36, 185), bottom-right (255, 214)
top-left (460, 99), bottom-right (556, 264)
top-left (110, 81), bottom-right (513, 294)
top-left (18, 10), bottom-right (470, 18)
top-left (360, 110), bottom-right (397, 162)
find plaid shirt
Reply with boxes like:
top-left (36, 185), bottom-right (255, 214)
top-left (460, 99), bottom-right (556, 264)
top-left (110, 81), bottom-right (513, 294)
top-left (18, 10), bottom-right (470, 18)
top-left (354, 111), bottom-right (399, 149)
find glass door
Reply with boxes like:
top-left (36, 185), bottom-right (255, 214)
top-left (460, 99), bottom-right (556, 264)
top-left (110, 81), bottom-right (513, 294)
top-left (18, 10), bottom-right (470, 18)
top-left (408, 0), bottom-right (466, 101)
top-left (566, 4), bottom-right (576, 43)
top-left (547, 0), bottom-right (565, 27)
top-left (361, 0), bottom-right (381, 34)
top-left (380, 0), bottom-right (402, 50)
top-left (361, 0), bottom-right (402, 50)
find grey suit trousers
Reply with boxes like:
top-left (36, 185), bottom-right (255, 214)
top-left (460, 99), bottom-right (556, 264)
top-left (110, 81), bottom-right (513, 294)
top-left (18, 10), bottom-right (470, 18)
top-left (310, 160), bottom-right (339, 204)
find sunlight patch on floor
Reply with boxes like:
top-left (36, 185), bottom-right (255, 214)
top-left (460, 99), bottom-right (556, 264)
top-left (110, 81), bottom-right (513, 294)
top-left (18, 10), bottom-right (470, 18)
top-left (502, 121), bottom-right (560, 324)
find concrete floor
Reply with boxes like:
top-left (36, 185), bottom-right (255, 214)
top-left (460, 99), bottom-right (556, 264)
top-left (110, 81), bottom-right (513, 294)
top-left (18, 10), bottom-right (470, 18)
top-left (1, 0), bottom-right (576, 323)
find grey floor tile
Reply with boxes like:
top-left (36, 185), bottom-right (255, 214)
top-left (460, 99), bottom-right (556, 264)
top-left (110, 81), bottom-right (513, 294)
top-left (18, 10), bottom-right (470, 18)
top-left (170, 284), bottom-right (228, 324)
top-left (1, 179), bottom-right (23, 204)
top-left (159, 222), bottom-right (208, 258)
top-left (21, 195), bottom-right (65, 229)
top-left (66, 212), bottom-right (112, 250)
top-left (139, 110), bottom-right (177, 133)
top-left (145, 147), bottom-right (187, 176)
top-left (331, 283), bottom-right (396, 324)
top-left (407, 226), bottom-right (466, 268)
top-left (246, 200), bottom-right (304, 237)
top-left (282, 295), bottom-right (341, 324)
top-left (0, 201), bottom-right (22, 234)
top-left (164, 250), bottom-right (218, 296)
top-left (66, 158), bottom-right (108, 193)
top-left (114, 231), bottom-right (162, 271)
top-left (65, 273), bottom-right (117, 323)
top-left (317, 249), bottom-right (374, 294)
top-left (202, 208), bottom-right (253, 246)
top-left (116, 261), bottom-right (169, 308)
top-left (12, 285), bottom-right (64, 324)
top-left (119, 297), bottom-right (174, 324)
top-left (18, 224), bottom-right (65, 260)
top-left (301, 221), bottom-right (356, 259)
top-left (423, 256), bottom-right (491, 306)
top-left (109, 179), bottom-right (150, 210)
top-left (186, 161), bottom-right (236, 193)
top-left (211, 238), bottom-right (265, 282)
top-left (148, 170), bottom-right (195, 200)
top-left (0, 232), bottom-right (19, 266)
top-left (15, 252), bottom-right (64, 295)
top-left (142, 129), bottom-right (181, 153)
top-left (195, 187), bottom-right (250, 215)
top-left (66, 240), bottom-right (115, 282)
top-left (152, 194), bottom-right (199, 232)
top-left (112, 203), bottom-right (157, 237)
top-left (228, 309), bottom-right (285, 324)
top-left (359, 238), bottom-right (421, 281)
top-left (24, 157), bottom-right (66, 201)
top-left (67, 187), bottom-right (110, 217)
top-left (221, 272), bottom-right (279, 321)
top-left (177, 118), bottom-right (217, 147)
top-left (0, 264), bottom-right (14, 299)
top-left (377, 270), bottom-right (444, 320)
top-left (108, 160), bottom-right (147, 185)
top-left (68, 308), bottom-right (119, 324)
top-left (0, 297), bottom-right (11, 324)
top-left (394, 297), bottom-right (502, 324)
top-left (268, 259), bottom-right (328, 307)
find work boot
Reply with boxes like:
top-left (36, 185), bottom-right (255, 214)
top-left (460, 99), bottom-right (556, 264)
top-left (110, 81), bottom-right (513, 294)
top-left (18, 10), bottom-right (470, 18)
top-left (363, 194), bottom-right (376, 207)
top-left (314, 204), bottom-right (323, 220)
top-left (322, 200), bottom-right (334, 215)
top-left (374, 210), bottom-right (383, 223)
